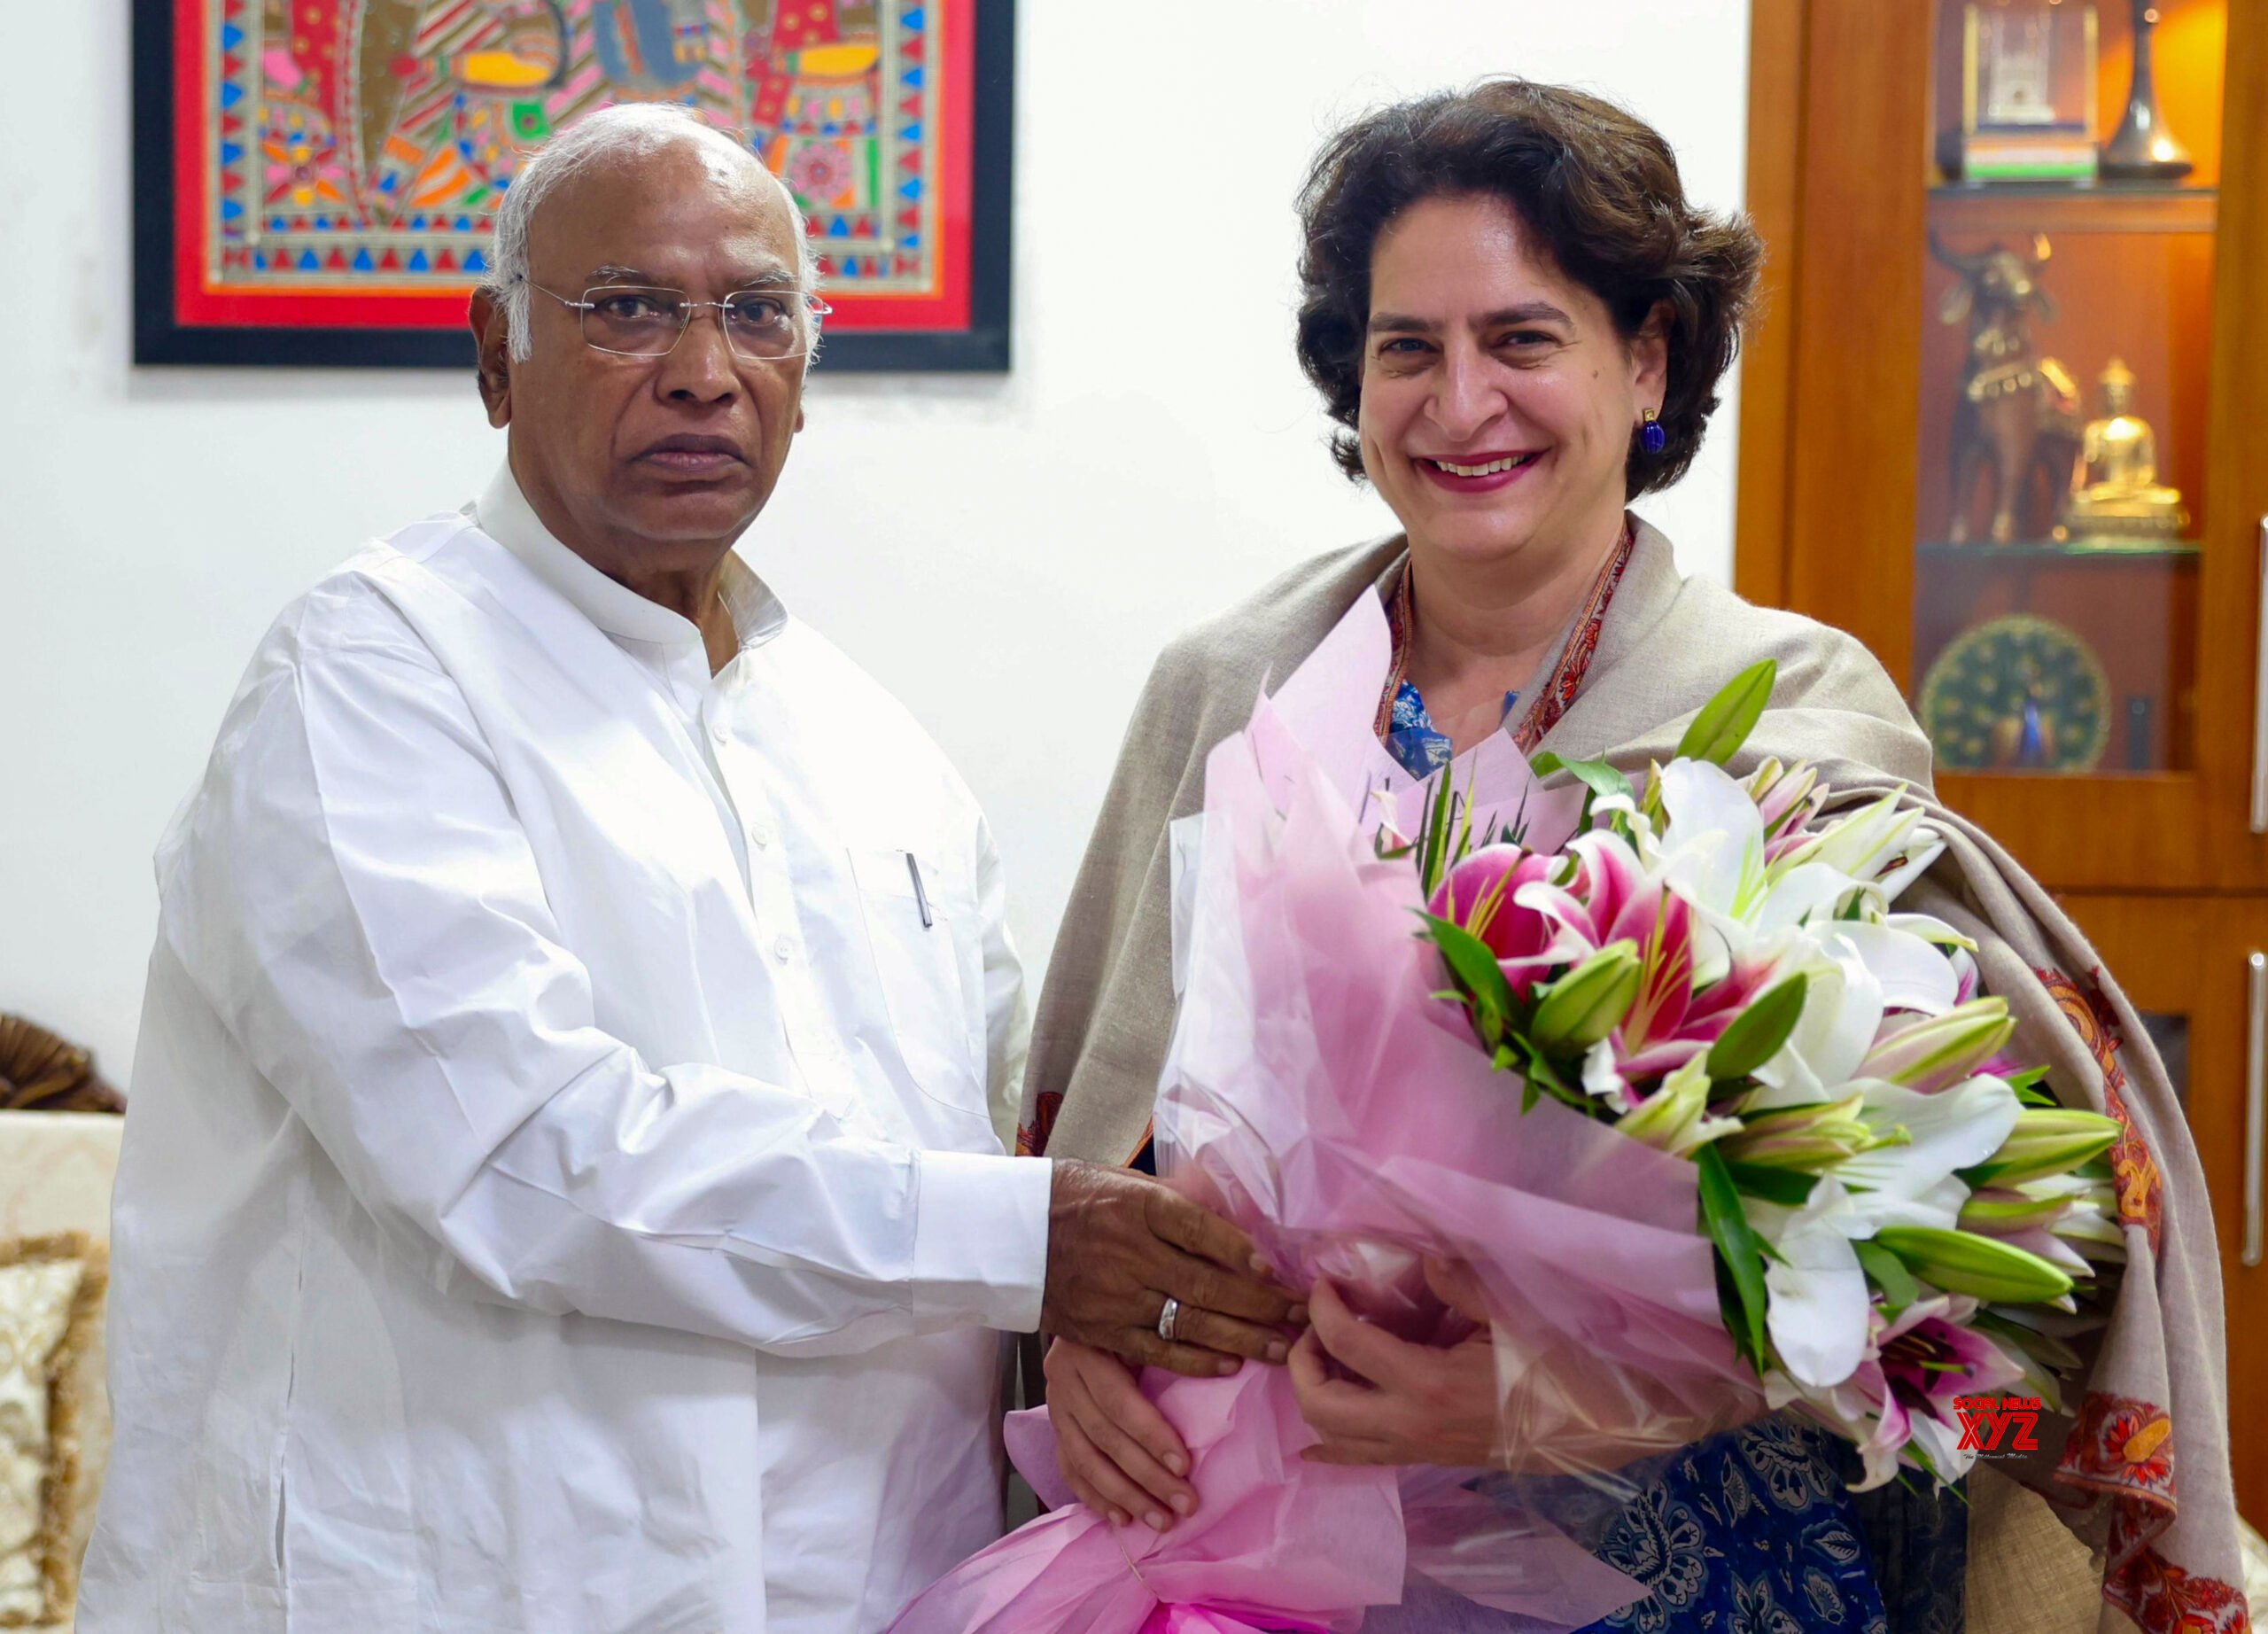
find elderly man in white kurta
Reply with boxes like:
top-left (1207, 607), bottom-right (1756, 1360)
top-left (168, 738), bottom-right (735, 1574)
top-left (80, 106), bottom-right (1297, 1634)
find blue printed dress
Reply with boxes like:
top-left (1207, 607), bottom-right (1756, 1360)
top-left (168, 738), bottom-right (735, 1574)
top-left (1378, 681), bottom-right (1932, 1634)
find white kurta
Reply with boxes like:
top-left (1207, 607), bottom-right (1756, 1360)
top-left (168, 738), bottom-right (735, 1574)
top-left (80, 468), bottom-right (1052, 1634)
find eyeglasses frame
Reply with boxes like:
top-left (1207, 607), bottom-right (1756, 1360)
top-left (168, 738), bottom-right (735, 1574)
top-left (521, 276), bottom-right (833, 362)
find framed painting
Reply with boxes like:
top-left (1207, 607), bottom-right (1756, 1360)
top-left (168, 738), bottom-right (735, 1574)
top-left (132, 0), bottom-right (1014, 370)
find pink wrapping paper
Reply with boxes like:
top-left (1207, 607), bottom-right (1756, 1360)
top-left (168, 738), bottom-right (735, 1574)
top-left (890, 595), bottom-right (1759, 1634)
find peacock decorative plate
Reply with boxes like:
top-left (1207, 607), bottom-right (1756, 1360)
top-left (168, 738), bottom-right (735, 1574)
top-left (1918, 614), bottom-right (2111, 773)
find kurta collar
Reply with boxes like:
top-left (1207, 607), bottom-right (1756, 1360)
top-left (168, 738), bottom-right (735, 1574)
top-left (472, 463), bottom-right (787, 652)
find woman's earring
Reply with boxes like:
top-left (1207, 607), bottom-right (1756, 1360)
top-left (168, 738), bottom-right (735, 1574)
top-left (1639, 407), bottom-right (1668, 455)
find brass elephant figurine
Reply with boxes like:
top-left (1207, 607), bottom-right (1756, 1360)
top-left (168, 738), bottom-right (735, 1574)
top-left (1932, 232), bottom-right (2083, 546)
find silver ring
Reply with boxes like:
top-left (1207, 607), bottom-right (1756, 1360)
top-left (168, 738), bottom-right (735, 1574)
top-left (1157, 1296), bottom-right (1182, 1343)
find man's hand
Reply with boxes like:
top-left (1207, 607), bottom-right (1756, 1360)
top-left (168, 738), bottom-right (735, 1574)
top-left (1044, 1339), bottom-right (1194, 1532)
top-left (1041, 1161), bottom-right (1301, 1377)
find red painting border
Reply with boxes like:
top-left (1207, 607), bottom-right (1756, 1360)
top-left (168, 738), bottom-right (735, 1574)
top-left (169, 0), bottom-right (975, 336)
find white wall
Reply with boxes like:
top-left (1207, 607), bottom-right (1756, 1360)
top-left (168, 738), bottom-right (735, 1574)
top-left (0, 1), bottom-right (1751, 1083)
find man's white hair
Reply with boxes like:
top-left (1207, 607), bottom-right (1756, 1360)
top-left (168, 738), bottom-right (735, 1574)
top-left (479, 103), bottom-right (817, 362)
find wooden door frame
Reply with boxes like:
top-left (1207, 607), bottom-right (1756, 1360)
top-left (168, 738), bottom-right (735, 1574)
top-left (1733, 0), bottom-right (1807, 611)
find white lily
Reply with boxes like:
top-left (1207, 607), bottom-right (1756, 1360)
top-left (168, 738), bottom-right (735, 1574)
top-left (1758, 1074), bottom-right (2021, 1389)
top-left (1837, 1076), bottom-right (2023, 1195)
top-left (1832, 921), bottom-right (1963, 1017)
top-left (1758, 1179), bottom-right (1884, 1389)
top-left (1745, 929), bottom-right (1888, 1109)
top-left (1646, 762), bottom-right (1884, 984)
top-left (1581, 1038), bottom-right (1628, 1104)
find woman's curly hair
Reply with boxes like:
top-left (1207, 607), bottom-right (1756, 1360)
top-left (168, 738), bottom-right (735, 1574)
top-left (1294, 79), bottom-right (1763, 496)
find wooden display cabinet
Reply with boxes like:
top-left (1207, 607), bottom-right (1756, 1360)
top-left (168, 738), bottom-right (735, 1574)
top-left (1736, 0), bottom-right (2268, 1514)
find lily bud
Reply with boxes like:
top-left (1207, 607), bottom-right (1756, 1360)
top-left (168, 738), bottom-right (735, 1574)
top-left (1775, 789), bottom-right (1930, 884)
top-left (1871, 1226), bottom-right (2075, 1304)
top-left (2010, 1173), bottom-right (2124, 1253)
top-left (1722, 1093), bottom-right (1870, 1171)
top-left (1857, 1000), bottom-right (2017, 1094)
top-left (1617, 1057), bottom-right (1739, 1157)
top-left (1957, 1187), bottom-right (2071, 1234)
top-left (1962, 1109), bottom-right (2122, 1188)
top-left (1529, 940), bottom-right (1642, 1054)
top-left (1745, 758), bottom-right (1821, 837)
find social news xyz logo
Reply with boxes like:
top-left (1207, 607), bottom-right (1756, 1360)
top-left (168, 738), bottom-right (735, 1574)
top-left (1953, 1394), bottom-right (2045, 1455)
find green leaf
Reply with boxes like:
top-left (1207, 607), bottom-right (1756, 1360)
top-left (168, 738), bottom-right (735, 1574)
top-left (1422, 914), bottom-right (1517, 1025)
top-left (2000, 1064), bottom-right (2058, 1107)
top-left (1675, 659), bottom-right (1778, 766)
top-left (1705, 975), bottom-right (1810, 1079)
top-left (1696, 1145), bottom-right (1769, 1373)
top-left (1512, 1036), bottom-right (1591, 1113)
top-left (1969, 1308), bottom-right (2083, 1373)
top-left (1424, 771), bottom-right (1460, 899)
top-left (1540, 756), bottom-right (1634, 805)
top-left (1723, 1161), bottom-right (1821, 1208)
top-left (1855, 1239), bottom-right (1921, 1313)
top-left (1713, 1255), bottom-right (1752, 1373)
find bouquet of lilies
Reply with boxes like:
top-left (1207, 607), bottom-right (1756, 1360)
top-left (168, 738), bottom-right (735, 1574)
top-left (1410, 659), bottom-right (2124, 1490)
top-left (890, 599), bottom-right (2120, 1634)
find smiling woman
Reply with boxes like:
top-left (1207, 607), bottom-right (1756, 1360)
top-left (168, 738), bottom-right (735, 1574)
top-left (1012, 78), bottom-right (1952, 1634)
top-left (1011, 70), bottom-right (2245, 1634)
top-left (1278, 83), bottom-right (1761, 766)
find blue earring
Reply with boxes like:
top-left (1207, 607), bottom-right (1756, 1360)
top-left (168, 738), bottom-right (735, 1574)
top-left (1640, 408), bottom-right (1668, 455)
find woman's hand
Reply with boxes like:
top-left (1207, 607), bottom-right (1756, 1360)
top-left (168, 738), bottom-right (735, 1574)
top-left (1292, 1257), bottom-right (1752, 1472)
top-left (1043, 1338), bottom-right (1197, 1532)
top-left (1289, 1260), bottom-right (1505, 1467)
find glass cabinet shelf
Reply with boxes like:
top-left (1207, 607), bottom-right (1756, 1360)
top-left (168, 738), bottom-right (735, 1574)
top-left (1928, 183), bottom-right (2218, 234)
top-left (1916, 538), bottom-right (2202, 560)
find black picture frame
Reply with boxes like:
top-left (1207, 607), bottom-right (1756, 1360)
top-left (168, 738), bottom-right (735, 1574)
top-left (131, 0), bottom-right (1014, 371)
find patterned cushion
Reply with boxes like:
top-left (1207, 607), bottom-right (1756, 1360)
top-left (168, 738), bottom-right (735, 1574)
top-left (0, 1241), bottom-right (100, 1629)
top-left (0, 1111), bottom-right (122, 1632)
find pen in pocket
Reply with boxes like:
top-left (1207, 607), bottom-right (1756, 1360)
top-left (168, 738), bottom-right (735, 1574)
top-left (905, 851), bottom-right (934, 929)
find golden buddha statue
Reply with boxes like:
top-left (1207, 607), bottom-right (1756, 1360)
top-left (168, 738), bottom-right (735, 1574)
top-left (2060, 358), bottom-right (2190, 541)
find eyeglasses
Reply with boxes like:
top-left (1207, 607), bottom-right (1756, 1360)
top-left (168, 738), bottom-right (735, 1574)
top-left (526, 281), bottom-right (831, 361)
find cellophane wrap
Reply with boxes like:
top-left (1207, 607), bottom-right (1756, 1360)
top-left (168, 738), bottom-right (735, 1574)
top-left (889, 595), bottom-right (1764, 1634)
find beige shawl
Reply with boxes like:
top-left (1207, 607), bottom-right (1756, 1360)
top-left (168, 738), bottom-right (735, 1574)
top-left (1020, 521), bottom-right (1930, 1167)
top-left (1019, 520), bottom-right (2247, 1632)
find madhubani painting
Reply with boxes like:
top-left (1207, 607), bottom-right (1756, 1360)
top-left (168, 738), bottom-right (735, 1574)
top-left (134, 0), bottom-right (1013, 367)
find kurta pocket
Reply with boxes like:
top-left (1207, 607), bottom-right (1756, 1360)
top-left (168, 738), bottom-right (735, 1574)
top-left (848, 846), bottom-right (986, 1125)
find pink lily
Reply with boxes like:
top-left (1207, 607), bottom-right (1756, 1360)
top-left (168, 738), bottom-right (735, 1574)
top-left (1771, 1293), bottom-right (2024, 1489)
top-left (1519, 830), bottom-right (1804, 1090)
top-left (1426, 844), bottom-right (1574, 998)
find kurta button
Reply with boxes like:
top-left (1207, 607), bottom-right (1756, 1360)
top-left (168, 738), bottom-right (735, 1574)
top-left (773, 935), bottom-right (794, 961)
top-left (750, 823), bottom-right (773, 849)
top-left (709, 720), bottom-right (728, 744)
